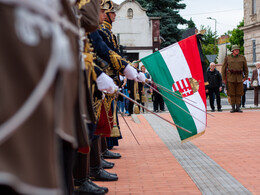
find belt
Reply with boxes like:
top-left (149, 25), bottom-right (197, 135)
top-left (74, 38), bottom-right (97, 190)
top-left (228, 70), bottom-right (242, 74)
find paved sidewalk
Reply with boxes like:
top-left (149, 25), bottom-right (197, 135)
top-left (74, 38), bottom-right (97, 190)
top-left (145, 97), bottom-right (259, 113)
top-left (95, 110), bottom-right (260, 195)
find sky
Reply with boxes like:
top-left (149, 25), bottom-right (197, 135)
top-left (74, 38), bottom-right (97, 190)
top-left (112, 0), bottom-right (244, 36)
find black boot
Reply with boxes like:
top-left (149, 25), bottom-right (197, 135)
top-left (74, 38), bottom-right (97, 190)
top-left (102, 149), bottom-right (121, 159)
top-left (102, 156), bottom-right (115, 166)
top-left (75, 178), bottom-right (106, 195)
top-left (236, 104), bottom-right (243, 113)
top-left (101, 157), bottom-right (114, 169)
top-left (88, 179), bottom-right (109, 193)
top-left (90, 167), bottom-right (118, 181)
top-left (100, 137), bottom-right (108, 154)
top-left (102, 168), bottom-right (117, 176)
top-left (74, 178), bottom-right (109, 193)
top-left (230, 104), bottom-right (236, 113)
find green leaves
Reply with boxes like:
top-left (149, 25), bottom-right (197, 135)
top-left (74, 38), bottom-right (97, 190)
top-left (136, 0), bottom-right (188, 48)
top-left (228, 20), bottom-right (244, 54)
top-left (199, 25), bottom-right (219, 65)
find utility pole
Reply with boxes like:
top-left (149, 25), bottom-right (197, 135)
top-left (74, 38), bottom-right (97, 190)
top-left (207, 17), bottom-right (217, 54)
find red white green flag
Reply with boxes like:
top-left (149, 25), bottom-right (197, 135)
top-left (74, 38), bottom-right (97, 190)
top-left (141, 35), bottom-right (207, 142)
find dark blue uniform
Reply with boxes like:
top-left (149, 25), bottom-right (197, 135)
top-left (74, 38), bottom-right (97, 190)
top-left (89, 30), bottom-right (128, 74)
top-left (99, 21), bottom-right (120, 54)
top-left (92, 21), bottom-right (127, 148)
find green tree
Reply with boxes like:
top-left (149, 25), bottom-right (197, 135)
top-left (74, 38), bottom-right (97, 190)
top-left (200, 25), bottom-right (216, 45)
top-left (136, 0), bottom-right (188, 48)
top-left (186, 18), bottom-right (195, 28)
top-left (227, 20), bottom-right (244, 54)
top-left (199, 25), bottom-right (219, 65)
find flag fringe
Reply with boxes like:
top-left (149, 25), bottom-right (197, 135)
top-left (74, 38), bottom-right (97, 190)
top-left (181, 130), bottom-right (205, 143)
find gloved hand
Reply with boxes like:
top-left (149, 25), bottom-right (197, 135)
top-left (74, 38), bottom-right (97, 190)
top-left (146, 78), bottom-right (152, 83)
top-left (137, 72), bottom-right (146, 83)
top-left (96, 73), bottom-right (118, 93)
top-left (123, 65), bottom-right (138, 81)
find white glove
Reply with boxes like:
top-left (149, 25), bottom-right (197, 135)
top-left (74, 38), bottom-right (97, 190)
top-left (137, 72), bottom-right (146, 83)
top-left (96, 73), bottom-right (118, 93)
top-left (123, 65), bottom-right (138, 81)
top-left (146, 78), bottom-right (152, 83)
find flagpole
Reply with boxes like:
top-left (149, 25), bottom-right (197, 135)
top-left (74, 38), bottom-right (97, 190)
top-left (147, 81), bottom-right (196, 103)
top-left (145, 82), bottom-right (207, 126)
top-left (117, 106), bottom-right (140, 145)
top-left (149, 81), bottom-right (214, 117)
top-left (117, 91), bottom-right (192, 134)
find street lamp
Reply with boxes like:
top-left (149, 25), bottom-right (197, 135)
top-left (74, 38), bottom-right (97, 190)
top-left (207, 17), bottom-right (217, 54)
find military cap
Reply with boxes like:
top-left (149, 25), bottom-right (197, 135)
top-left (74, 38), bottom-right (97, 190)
top-left (231, 45), bottom-right (240, 51)
top-left (106, 0), bottom-right (116, 13)
top-left (101, 0), bottom-right (113, 11)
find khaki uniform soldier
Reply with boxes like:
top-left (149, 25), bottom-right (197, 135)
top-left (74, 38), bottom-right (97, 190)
top-left (222, 45), bottom-right (248, 113)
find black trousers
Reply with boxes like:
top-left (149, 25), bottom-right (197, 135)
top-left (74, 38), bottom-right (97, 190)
top-left (128, 93), bottom-right (134, 114)
top-left (241, 84), bottom-right (247, 107)
top-left (208, 88), bottom-right (221, 110)
top-left (60, 140), bottom-right (76, 195)
top-left (153, 92), bottom-right (164, 111)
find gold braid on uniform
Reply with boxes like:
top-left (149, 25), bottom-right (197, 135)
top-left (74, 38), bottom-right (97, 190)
top-left (104, 94), bottom-right (114, 113)
top-left (101, 21), bottom-right (118, 50)
top-left (100, 24), bottom-right (111, 44)
top-left (84, 34), bottom-right (97, 82)
top-left (104, 94), bottom-right (115, 125)
top-left (83, 34), bottom-right (102, 119)
top-left (93, 97), bottom-right (102, 119)
top-left (134, 81), bottom-right (140, 101)
top-left (109, 50), bottom-right (126, 72)
top-left (77, 0), bottom-right (91, 9)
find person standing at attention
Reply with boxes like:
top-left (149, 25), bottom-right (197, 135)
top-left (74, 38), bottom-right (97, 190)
top-left (221, 45), bottom-right (248, 113)
top-left (206, 62), bottom-right (223, 112)
top-left (251, 62), bottom-right (260, 107)
top-left (241, 76), bottom-right (250, 108)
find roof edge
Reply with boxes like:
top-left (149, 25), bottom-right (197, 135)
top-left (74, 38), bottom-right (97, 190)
top-left (115, 0), bottom-right (147, 12)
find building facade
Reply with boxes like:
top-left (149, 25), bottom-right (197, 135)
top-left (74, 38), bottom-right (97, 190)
top-left (217, 35), bottom-right (231, 65)
top-left (241, 0), bottom-right (260, 70)
top-left (112, 0), bottom-right (160, 62)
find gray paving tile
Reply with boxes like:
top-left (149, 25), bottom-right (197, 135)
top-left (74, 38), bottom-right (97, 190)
top-left (131, 114), bottom-right (140, 124)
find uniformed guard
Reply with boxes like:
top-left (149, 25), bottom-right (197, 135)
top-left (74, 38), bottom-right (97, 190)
top-left (99, 1), bottom-right (120, 54)
top-left (87, 0), bottom-right (146, 181)
top-left (96, 0), bottom-right (147, 156)
top-left (72, 0), bottom-right (118, 194)
top-left (222, 45), bottom-right (248, 113)
top-left (0, 0), bottom-right (87, 195)
top-left (98, 0), bottom-right (123, 154)
top-left (73, 0), bottom-right (146, 193)
top-left (86, 0), bottom-right (121, 183)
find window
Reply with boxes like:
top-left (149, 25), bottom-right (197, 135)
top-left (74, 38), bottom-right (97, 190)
top-left (127, 8), bottom-right (133, 19)
top-left (252, 39), bottom-right (256, 63)
top-left (126, 53), bottom-right (139, 62)
top-left (252, 0), bottom-right (256, 14)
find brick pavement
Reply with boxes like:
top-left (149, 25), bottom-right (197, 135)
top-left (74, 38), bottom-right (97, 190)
top-left (95, 110), bottom-right (260, 195)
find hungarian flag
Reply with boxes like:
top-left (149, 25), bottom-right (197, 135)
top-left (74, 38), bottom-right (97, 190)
top-left (141, 35), bottom-right (207, 142)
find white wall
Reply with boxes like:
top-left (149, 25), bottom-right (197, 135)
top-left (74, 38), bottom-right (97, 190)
top-left (217, 43), bottom-right (231, 64)
top-left (113, 1), bottom-right (153, 47)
